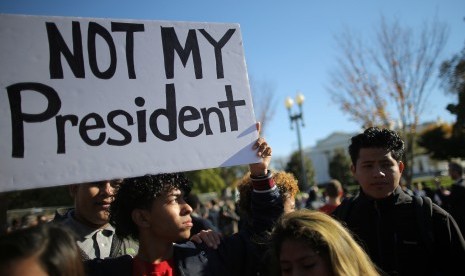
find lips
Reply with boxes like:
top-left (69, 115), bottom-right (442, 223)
top-left (183, 220), bottom-right (193, 227)
top-left (95, 201), bottom-right (112, 209)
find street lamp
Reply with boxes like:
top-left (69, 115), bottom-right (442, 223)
top-left (285, 92), bottom-right (308, 191)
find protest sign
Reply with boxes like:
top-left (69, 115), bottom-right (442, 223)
top-left (0, 14), bottom-right (259, 192)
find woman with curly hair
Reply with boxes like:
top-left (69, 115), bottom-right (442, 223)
top-left (238, 170), bottom-right (299, 216)
top-left (236, 170), bottom-right (299, 235)
top-left (233, 170), bottom-right (300, 275)
top-left (270, 209), bottom-right (379, 276)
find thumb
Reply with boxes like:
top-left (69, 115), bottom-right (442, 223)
top-left (256, 122), bottom-right (261, 134)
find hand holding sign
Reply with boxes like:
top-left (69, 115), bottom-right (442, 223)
top-left (249, 122), bottom-right (272, 177)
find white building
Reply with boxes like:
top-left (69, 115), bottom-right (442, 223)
top-left (307, 132), bottom-right (355, 184)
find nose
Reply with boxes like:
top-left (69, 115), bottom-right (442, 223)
top-left (100, 181), bottom-right (115, 196)
top-left (182, 201), bottom-right (193, 215)
top-left (372, 165), bottom-right (386, 178)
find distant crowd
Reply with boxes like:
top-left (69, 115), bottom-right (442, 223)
top-left (1, 127), bottom-right (464, 276)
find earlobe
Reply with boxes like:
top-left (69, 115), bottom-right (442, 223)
top-left (350, 164), bottom-right (356, 175)
top-left (398, 161), bottom-right (405, 173)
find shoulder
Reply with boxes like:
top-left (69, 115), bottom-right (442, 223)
top-left (174, 242), bottom-right (221, 275)
top-left (450, 182), bottom-right (465, 194)
top-left (332, 196), bottom-right (358, 219)
top-left (174, 240), bottom-right (199, 251)
top-left (174, 241), bottom-right (211, 261)
top-left (431, 200), bottom-right (459, 226)
top-left (118, 236), bottom-right (139, 257)
top-left (85, 255), bottom-right (132, 276)
top-left (51, 207), bottom-right (73, 223)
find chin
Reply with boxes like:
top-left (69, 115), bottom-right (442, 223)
top-left (370, 191), bottom-right (392, 199)
top-left (181, 230), bottom-right (191, 239)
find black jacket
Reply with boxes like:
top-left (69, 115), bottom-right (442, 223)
top-left (333, 186), bottom-right (465, 276)
top-left (86, 242), bottom-right (224, 276)
top-left (448, 179), bottom-right (465, 238)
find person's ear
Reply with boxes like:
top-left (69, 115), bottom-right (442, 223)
top-left (132, 209), bottom-right (150, 228)
top-left (350, 164), bottom-right (356, 175)
top-left (398, 161), bottom-right (405, 173)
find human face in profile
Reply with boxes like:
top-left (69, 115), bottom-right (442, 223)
top-left (352, 148), bottom-right (404, 199)
top-left (279, 238), bottom-right (332, 276)
top-left (146, 188), bottom-right (194, 243)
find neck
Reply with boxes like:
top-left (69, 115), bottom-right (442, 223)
top-left (72, 210), bottom-right (108, 230)
top-left (137, 233), bottom-right (174, 263)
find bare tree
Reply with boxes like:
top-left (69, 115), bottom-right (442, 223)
top-left (249, 76), bottom-right (277, 135)
top-left (328, 16), bottom-right (448, 185)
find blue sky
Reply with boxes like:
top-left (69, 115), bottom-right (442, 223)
top-left (1, 0), bottom-right (464, 158)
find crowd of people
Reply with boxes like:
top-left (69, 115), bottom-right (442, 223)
top-left (1, 127), bottom-right (465, 276)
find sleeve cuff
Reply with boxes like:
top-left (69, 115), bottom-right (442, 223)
top-left (250, 170), bottom-right (275, 191)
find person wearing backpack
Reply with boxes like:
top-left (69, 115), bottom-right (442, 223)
top-left (332, 127), bottom-right (465, 275)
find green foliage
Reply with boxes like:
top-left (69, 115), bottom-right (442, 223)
top-left (216, 165), bottom-right (248, 187)
top-left (285, 150), bottom-right (315, 191)
top-left (434, 44), bottom-right (465, 158)
top-left (185, 168), bottom-right (226, 194)
top-left (328, 148), bottom-right (354, 186)
top-left (417, 123), bottom-right (460, 159)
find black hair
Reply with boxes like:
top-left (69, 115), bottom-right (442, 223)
top-left (349, 127), bottom-right (404, 165)
top-left (324, 179), bottom-right (342, 198)
top-left (110, 173), bottom-right (191, 240)
top-left (0, 224), bottom-right (84, 276)
top-left (449, 161), bottom-right (463, 174)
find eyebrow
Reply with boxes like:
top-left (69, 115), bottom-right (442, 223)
top-left (166, 189), bottom-right (182, 197)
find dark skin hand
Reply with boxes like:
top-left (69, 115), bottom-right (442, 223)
top-left (190, 122), bottom-right (272, 248)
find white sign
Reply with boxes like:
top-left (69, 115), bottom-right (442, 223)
top-left (0, 14), bottom-right (259, 192)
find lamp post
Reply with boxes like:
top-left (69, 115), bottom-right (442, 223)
top-left (285, 92), bottom-right (308, 191)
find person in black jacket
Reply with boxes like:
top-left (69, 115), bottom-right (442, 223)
top-left (86, 137), bottom-right (282, 275)
top-left (447, 161), bottom-right (465, 237)
top-left (332, 127), bottom-right (465, 275)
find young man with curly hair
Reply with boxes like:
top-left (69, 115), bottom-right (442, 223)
top-left (86, 137), bottom-right (283, 275)
top-left (332, 127), bottom-right (465, 275)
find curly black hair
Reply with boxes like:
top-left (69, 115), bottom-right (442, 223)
top-left (349, 127), bottom-right (405, 165)
top-left (110, 173), bottom-right (191, 240)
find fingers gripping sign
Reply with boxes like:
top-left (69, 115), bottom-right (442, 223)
top-left (250, 122), bottom-right (272, 177)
